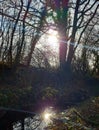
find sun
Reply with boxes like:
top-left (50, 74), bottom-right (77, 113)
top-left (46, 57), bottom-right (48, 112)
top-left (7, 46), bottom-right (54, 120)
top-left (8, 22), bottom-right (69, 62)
top-left (48, 29), bottom-right (59, 49)
top-left (42, 107), bottom-right (54, 122)
top-left (44, 113), bottom-right (51, 120)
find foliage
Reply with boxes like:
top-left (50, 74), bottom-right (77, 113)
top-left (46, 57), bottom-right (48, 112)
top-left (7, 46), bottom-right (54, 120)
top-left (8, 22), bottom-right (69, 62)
top-left (45, 97), bottom-right (99, 130)
top-left (37, 87), bottom-right (59, 104)
top-left (0, 87), bottom-right (35, 109)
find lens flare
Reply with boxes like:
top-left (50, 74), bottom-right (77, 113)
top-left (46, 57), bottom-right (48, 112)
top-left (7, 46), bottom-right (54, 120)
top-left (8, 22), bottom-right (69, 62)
top-left (48, 29), bottom-right (59, 49)
top-left (44, 113), bottom-right (51, 120)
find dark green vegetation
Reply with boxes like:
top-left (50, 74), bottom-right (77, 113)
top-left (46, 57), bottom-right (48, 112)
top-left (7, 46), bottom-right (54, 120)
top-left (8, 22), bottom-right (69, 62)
top-left (0, 63), bottom-right (99, 110)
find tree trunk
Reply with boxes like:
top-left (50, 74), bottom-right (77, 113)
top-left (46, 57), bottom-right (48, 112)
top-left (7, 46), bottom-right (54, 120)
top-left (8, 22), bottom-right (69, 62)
top-left (66, 39), bottom-right (74, 67)
top-left (66, 0), bottom-right (80, 70)
top-left (59, 27), bottom-right (68, 69)
top-left (27, 41), bottom-right (36, 66)
top-left (55, 0), bottom-right (69, 69)
top-left (8, 1), bottom-right (23, 65)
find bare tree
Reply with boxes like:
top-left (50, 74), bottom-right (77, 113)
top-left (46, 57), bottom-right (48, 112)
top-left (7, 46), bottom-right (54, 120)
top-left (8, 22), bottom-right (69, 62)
top-left (68, 0), bottom-right (98, 70)
top-left (0, 0), bottom-right (48, 67)
top-left (46, 0), bottom-right (98, 71)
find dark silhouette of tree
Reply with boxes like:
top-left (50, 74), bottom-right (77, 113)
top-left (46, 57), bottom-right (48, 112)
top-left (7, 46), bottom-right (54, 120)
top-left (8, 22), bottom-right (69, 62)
top-left (0, 0), bottom-right (98, 73)
top-left (0, 0), bottom-right (48, 67)
top-left (47, 0), bottom-right (98, 72)
top-left (8, 0), bottom-right (23, 65)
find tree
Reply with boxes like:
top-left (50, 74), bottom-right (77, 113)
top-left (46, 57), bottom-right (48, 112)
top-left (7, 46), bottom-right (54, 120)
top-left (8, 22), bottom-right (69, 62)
top-left (0, 0), bottom-right (98, 72)
top-left (81, 12), bottom-right (99, 76)
top-left (47, 0), bottom-right (99, 71)
top-left (26, 0), bottom-right (48, 66)
top-left (0, 0), bottom-right (48, 67)
top-left (68, 0), bottom-right (98, 71)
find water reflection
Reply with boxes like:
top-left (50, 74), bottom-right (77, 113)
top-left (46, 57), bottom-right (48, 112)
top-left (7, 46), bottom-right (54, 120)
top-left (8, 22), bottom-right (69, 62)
top-left (13, 116), bottom-right (42, 130)
top-left (13, 107), bottom-right (54, 130)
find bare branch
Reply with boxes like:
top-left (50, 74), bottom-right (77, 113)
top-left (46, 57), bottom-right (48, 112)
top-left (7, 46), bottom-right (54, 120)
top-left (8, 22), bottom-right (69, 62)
top-left (76, 5), bottom-right (99, 50)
